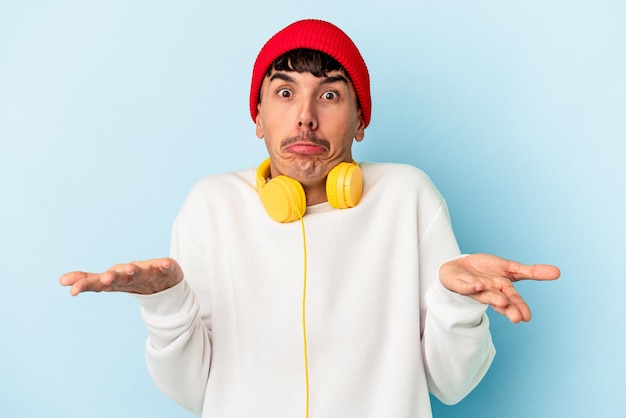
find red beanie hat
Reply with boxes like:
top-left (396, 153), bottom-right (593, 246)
top-left (250, 19), bottom-right (371, 127)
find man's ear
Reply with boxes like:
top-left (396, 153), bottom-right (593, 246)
top-left (355, 112), bottom-right (365, 142)
top-left (255, 106), bottom-right (264, 139)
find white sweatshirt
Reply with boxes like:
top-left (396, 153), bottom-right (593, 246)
top-left (136, 162), bottom-right (495, 418)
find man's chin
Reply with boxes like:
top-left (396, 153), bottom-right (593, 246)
top-left (282, 157), bottom-right (327, 182)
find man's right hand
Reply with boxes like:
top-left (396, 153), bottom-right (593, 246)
top-left (59, 258), bottom-right (183, 296)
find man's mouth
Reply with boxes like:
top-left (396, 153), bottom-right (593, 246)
top-left (282, 134), bottom-right (330, 155)
top-left (285, 142), bottom-right (326, 154)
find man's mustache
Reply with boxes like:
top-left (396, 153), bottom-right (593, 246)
top-left (281, 133), bottom-right (330, 150)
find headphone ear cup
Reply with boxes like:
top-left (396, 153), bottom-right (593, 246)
top-left (326, 162), bottom-right (363, 209)
top-left (260, 175), bottom-right (306, 223)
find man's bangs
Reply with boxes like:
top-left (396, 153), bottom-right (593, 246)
top-left (267, 49), bottom-right (349, 79)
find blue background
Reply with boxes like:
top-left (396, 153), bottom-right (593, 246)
top-left (1, 1), bottom-right (624, 417)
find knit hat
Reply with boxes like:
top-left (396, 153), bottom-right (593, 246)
top-left (249, 19), bottom-right (371, 127)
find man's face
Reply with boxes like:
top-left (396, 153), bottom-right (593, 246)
top-left (255, 68), bottom-right (365, 189)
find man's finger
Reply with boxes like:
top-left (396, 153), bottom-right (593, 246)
top-left (507, 262), bottom-right (561, 282)
top-left (468, 289), bottom-right (510, 309)
top-left (60, 271), bottom-right (90, 286)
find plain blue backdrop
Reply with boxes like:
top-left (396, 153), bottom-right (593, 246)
top-left (1, 1), bottom-right (624, 417)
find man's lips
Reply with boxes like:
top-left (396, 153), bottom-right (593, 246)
top-left (285, 142), bottom-right (327, 154)
top-left (281, 135), bottom-right (330, 155)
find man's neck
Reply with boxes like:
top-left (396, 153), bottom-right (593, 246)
top-left (302, 181), bottom-right (328, 206)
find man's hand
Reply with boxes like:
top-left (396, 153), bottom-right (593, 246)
top-left (59, 258), bottom-right (183, 296)
top-left (440, 254), bottom-right (560, 323)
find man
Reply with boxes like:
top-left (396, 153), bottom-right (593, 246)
top-left (60, 19), bottom-right (560, 417)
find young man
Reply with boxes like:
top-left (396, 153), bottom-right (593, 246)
top-left (60, 19), bottom-right (560, 417)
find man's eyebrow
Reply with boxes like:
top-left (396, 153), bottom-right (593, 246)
top-left (319, 74), bottom-right (349, 86)
top-left (269, 72), bottom-right (295, 83)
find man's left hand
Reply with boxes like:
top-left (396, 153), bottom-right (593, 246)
top-left (440, 254), bottom-right (560, 323)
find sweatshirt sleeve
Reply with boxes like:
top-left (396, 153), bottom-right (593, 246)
top-left (135, 278), bottom-right (211, 416)
top-left (419, 201), bottom-right (496, 405)
top-left (423, 277), bottom-right (495, 404)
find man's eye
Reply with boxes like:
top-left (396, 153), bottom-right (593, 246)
top-left (277, 88), bottom-right (291, 98)
top-left (322, 91), bottom-right (338, 100)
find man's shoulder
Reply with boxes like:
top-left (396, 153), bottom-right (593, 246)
top-left (359, 162), bottom-right (445, 211)
top-left (193, 166), bottom-right (255, 189)
top-left (182, 167), bottom-right (256, 205)
top-left (360, 161), bottom-right (433, 185)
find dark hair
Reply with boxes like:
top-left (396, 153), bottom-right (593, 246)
top-left (266, 48), bottom-right (348, 78)
top-left (258, 49), bottom-right (350, 104)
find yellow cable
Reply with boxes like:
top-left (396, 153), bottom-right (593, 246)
top-left (296, 209), bottom-right (310, 418)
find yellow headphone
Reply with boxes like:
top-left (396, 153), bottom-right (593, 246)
top-left (256, 158), bottom-right (363, 223)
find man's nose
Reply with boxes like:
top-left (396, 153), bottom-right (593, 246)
top-left (297, 99), bottom-right (318, 130)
